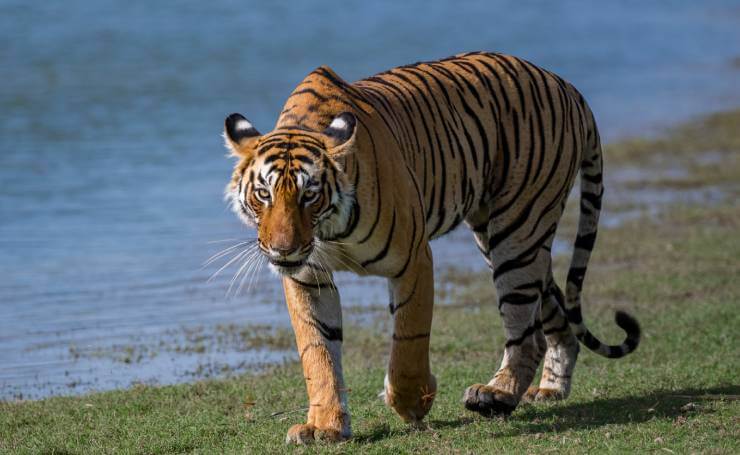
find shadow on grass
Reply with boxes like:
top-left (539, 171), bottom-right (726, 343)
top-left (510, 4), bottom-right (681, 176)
top-left (353, 385), bottom-right (739, 444)
top-left (353, 417), bottom-right (479, 444)
top-left (507, 385), bottom-right (738, 435)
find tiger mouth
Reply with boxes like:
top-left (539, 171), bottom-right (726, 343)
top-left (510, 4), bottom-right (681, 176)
top-left (268, 258), bottom-right (306, 269)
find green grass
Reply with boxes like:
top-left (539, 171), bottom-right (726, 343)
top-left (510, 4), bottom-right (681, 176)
top-left (604, 110), bottom-right (740, 196)
top-left (2, 111), bottom-right (740, 454)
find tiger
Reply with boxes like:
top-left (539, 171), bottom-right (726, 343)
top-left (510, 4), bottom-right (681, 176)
top-left (222, 51), bottom-right (641, 444)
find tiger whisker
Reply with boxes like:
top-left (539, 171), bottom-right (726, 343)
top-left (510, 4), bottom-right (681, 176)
top-left (314, 243), bottom-right (348, 275)
top-left (323, 240), bottom-right (353, 246)
top-left (207, 245), bottom-right (257, 283)
top-left (245, 255), bottom-right (266, 295)
top-left (234, 257), bottom-right (260, 297)
top-left (227, 255), bottom-right (255, 299)
top-left (311, 250), bottom-right (338, 294)
top-left (206, 237), bottom-right (256, 245)
top-left (228, 247), bottom-right (262, 297)
top-left (312, 246), bottom-right (345, 295)
top-left (226, 252), bottom-right (256, 292)
top-left (237, 251), bottom-right (265, 297)
top-left (322, 241), bottom-right (362, 267)
top-left (319, 241), bottom-right (367, 273)
top-left (202, 240), bottom-right (256, 268)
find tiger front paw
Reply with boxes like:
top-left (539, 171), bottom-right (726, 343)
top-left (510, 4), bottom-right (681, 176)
top-left (285, 423), bottom-right (349, 445)
top-left (383, 373), bottom-right (437, 424)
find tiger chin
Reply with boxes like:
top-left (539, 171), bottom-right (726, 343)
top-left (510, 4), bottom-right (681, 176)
top-left (220, 52), bottom-right (641, 444)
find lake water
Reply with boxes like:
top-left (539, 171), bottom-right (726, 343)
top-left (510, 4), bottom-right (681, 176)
top-left (1, 0), bottom-right (739, 399)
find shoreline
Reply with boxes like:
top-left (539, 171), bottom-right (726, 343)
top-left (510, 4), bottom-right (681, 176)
top-left (2, 108), bottom-right (740, 403)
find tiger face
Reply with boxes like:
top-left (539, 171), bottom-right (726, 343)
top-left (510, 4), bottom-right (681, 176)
top-left (223, 112), bottom-right (357, 275)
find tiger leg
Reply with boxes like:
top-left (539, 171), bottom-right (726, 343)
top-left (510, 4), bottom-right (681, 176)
top-left (282, 268), bottom-right (350, 444)
top-left (463, 231), bottom-right (552, 416)
top-left (524, 276), bottom-right (580, 402)
top-left (383, 243), bottom-right (436, 424)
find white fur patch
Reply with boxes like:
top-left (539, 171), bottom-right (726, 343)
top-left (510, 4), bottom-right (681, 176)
top-left (380, 373), bottom-right (390, 404)
top-left (235, 119), bottom-right (253, 131)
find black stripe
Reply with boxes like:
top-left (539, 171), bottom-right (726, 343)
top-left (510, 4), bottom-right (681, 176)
top-left (551, 284), bottom-right (566, 310)
top-left (388, 69), bottom-right (438, 200)
top-left (514, 280), bottom-right (544, 292)
top-left (363, 78), bottom-right (416, 155)
top-left (492, 55), bottom-right (527, 111)
top-left (581, 172), bottom-right (603, 185)
top-left (355, 127), bottom-right (383, 244)
top-left (288, 276), bottom-right (333, 290)
top-left (314, 319), bottom-right (343, 342)
top-left (544, 320), bottom-right (569, 335)
top-left (566, 267), bottom-right (587, 290)
top-left (392, 332), bottom-right (430, 341)
top-left (498, 292), bottom-right (540, 307)
top-left (360, 86), bottom-right (409, 152)
top-left (574, 232), bottom-right (597, 251)
top-left (334, 158), bottom-right (361, 240)
top-left (565, 306), bottom-right (583, 325)
top-left (389, 275), bottom-right (418, 315)
top-left (493, 224), bottom-right (556, 280)
top-left (392, 206), bottom-right (419, 278)
top-left (542, 307), bottom-right (560, 325)
top-left (291, 154), bottom-right (314, 165)
top-left (366, 76), bottom-right (422, 151)
top-left (360, 210), bottom-right (397, 267)
top-left (505, 320), bottom-right (542, 347)
top-left (578, 331), bottom-right (602, 351)
top-left (487, 116), bottom-right (566, 247)
top-left (457, 88), bottom-right (484, 171)
top-left (402, 67), bottom-right (451, 224)
top-left (581, 190), bottom-right (603, 210)
top-left (543, 366), bottom-right (571, 379)
top-left (476, 57), bottom-right (512, 113)
top-left (288, 87), bottom-right (329, 102)
top-left (488, 116), bottom-right (537, 219)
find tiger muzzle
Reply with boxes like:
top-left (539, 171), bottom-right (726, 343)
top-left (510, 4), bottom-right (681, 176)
top-left (264, 242), bottom-right (313, 272)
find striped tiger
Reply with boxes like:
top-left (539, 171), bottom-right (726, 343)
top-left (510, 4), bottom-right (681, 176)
top-left (222, 51), bottom-right (640, 444)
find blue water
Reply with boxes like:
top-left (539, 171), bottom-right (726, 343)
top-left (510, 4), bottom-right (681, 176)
top-left (1, 1), bottom-right (739, 399)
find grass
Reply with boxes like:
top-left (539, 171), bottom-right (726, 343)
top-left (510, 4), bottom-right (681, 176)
top-left (2, 110), bottom-right (740, 453)
top-left (604, 110), bottom-right (740, 194)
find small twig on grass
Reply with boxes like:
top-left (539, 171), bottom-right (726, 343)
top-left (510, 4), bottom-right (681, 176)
top-left (270, 407), bottom-right (309, 418)
top-left (647, 400), bottom-right (659, 413)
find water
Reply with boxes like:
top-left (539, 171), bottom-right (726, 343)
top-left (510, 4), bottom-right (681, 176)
top-left (1, 1), bottom-right (738, 400)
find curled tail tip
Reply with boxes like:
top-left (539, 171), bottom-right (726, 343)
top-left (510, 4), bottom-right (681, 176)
top-left (575, 310), bottom-right (641, 359)
top-left (613, 310), bottom-right (641, 356)
top-left (615, 310), bottom-right (641, 340)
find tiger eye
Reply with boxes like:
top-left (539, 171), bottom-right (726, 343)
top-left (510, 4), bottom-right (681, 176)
top-left (255, 188), bottom-right (271, 201)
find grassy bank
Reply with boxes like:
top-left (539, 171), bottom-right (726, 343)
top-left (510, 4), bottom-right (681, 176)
top-left (2, 111), bottom-right (739, 453)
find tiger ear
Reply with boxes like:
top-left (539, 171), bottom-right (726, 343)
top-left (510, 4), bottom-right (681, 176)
top-left (223, 113), bottom-right (261, 158)
top-left (322, 112), bottom-right (357, 156)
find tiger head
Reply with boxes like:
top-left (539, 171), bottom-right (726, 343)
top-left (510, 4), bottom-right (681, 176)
top-left (223, 112), bottom-right (357, 275)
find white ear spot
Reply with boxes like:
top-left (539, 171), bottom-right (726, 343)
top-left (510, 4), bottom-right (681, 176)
top-left (235, 119), bottom-right (253, 131)
top-left (329, 117), bottom-right (347, 130)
